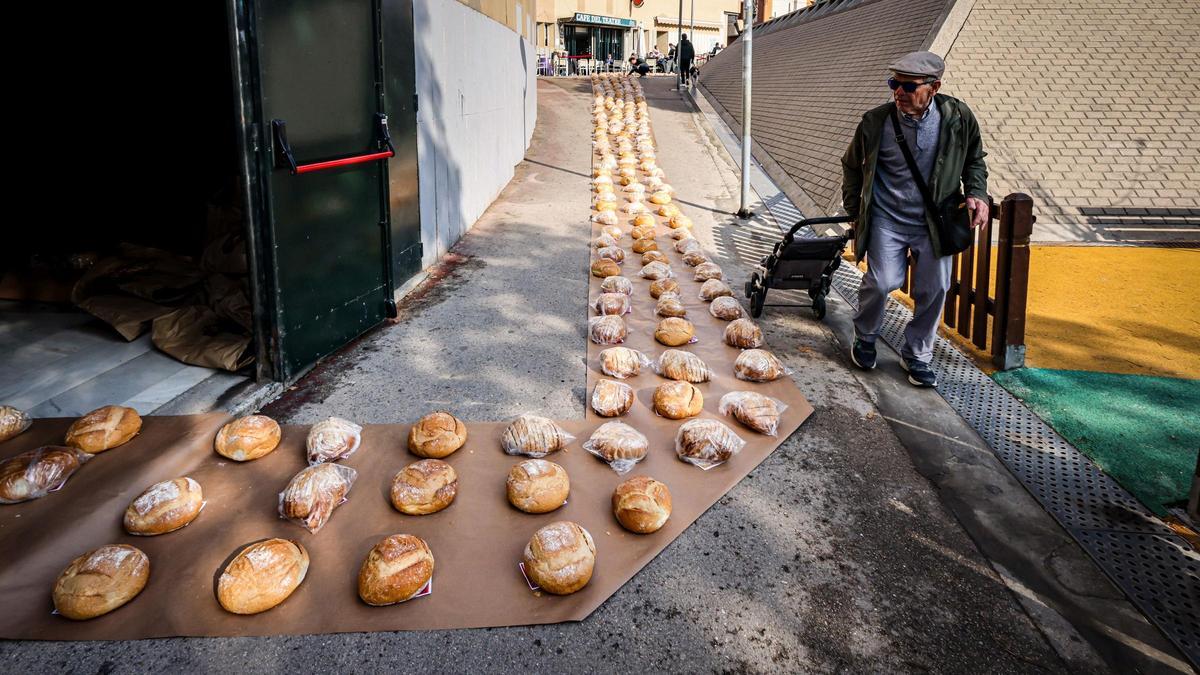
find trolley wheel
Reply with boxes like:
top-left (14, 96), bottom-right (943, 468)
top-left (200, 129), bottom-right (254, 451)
top-left (811, 294), bottom-right (827, 320)
top-left (750, 286), bottom-right (766, 318)
top-left (745, 273), bottom-right (762, 299)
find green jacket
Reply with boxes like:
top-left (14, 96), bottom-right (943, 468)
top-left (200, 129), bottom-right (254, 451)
top-left (841, 94), bottom-right (988, 260)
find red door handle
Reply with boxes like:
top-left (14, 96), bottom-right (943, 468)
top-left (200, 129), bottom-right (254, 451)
top-left (272, 113), bottom-right (395, 175)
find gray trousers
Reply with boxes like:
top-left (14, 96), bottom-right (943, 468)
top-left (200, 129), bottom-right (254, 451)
top-left (853, 225), bottom-right (953, 363)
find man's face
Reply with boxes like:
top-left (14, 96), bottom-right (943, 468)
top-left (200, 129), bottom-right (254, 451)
top-left (892, 73), bottom-right (941, 116)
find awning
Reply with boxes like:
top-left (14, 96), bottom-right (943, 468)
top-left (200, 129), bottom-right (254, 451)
top-left (654, 16), bottom-right (722, 30)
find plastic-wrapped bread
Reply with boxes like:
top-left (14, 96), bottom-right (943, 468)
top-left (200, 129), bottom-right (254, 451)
top-left (655, 295), bottom-right (687, 318)
top-left (670, 228), bottom-right (693, 241)
top-left (0, 406), bottom-right (32, 443)
top-left (601, 225), bottom-right (623, 240)
top-left (694, 262), bottom-right (723, 281)
top-left (502, 414), bottom-right (574, 458)
top-left (709, 297), bottom-right (743, 321)
top-left (725, 319), bottom-right (765, 349)
top-left (599, 347), bottom-right (653, 379)
top-left (632, 239), bottom-right (658, 254)
top-left (641, 250), bottom-right (669, 265)
top-left (734, 349), bottom-right (791, 382)
top-left (653, 381), bottom-right (703, 419)
top-left (589, 315), bottom-right (627, 345)
top-left (675, 238), bottom-right (702, 255)
top-left (631, 225), bottom-right (656, 240)
top-left (682, 251), bottom-right (709, 267)
top-left (649, 278), bottom-right (679, 298)
top-left (591, 233), bottom-right (617, 249)
top-left (699, 279), bottom-right (733, 301)
top-left (600, 275), bottom-right (632, 296)
top-left (306, 417), bottom-right (362, 464)
top-left (591, 379), bottom-right (635, 417)
top-left (639, 261), bottom-right (673, 280)
top-left (656, 350), bottom-right (713, 383)
top-left (0, 446), bottom-right (91, 504)
top-left (624, 183), bottom-right (647, 195)
top-left (582, 421), bottom-right (648, 474)
top-left (621, 201), bottom-right (647, 214)
top-left (654, 317), bottom-right (695, 346)
top-left (123, 477), bottom-right (204, 535)
top-left (675, 419), bottom-right (746, 469)
top-left (591, 258), bottom-right (621, 278)
top-left (594, 293), bottom-right (632, 316)
top-left (591, 210), bottom-right (619, 226)
top-left (279, 463), bottom-right (357, 533)
top-left (668, 214), bottom-right (692, 229)
top-left (719, 391), bottom-right (789, 436)
top-left (596, 247), bottom-right (625, 264)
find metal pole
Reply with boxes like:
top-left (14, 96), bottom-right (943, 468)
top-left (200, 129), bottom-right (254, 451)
top-left (676, 0), bottom-right (684, 90)
top-left (690, 0), bottom-right (695, 64)
top-left (736, 0), bottom-right (754, 219)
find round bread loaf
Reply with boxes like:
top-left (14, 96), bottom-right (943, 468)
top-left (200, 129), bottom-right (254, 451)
top-left (649, 278), bottom-right (679, 299)
top-left (589, 315), bottom-right (627, 345)
top-left (594, 293), bottom-right (631, 316)
top-left (639, 261), bottom-right (672, 280)
top-left (594, 199), bottom-right (618, 212)
top-left (630, 225), bottom-right (656, 240)
top-left (724, 319), bottom-right (765, 349)
top-left (600, 275), bottom-right (632, 295)
top-left (357, 534), bottom-right (435, 606)
top-left (507, 459), bottom-right (570, 513)
top-left (501, 414), bottom-right (572, 457)
top-left (217, 539), bottom-right (309, 614)
top-left (700, 279), bottom-right (733, 301)
top-left (599, 347), bottom-right (648, 379)
top-left (682, 251), bottom-right (709, 267)
top-left (591, 258), bottom-right (621, 278)
top-left (522, 521), bottom-right (596, 595)
top-left (596, 246), bottom-right (625, 263)
top-left (654, 317), bottom-right (695, 346)
top-left (657, 204), bottom-right (681, 218)
top-left (0, 405), bottom-right (32, 443)
top-left (305, 416), bottom-right (362, 464)
top-left (641, 250), bottom-right (669, 265)
top-left (591, 379), bottom-right (635, 417)
top-left (719, 391), bottom-right (783, 435)
top-left (655, 296), bottom-right (687, 318)
top-left (124, 477), bottom-right (204, 535)
top-left (280, 463), bottom-right (357, 533)
top-left (734, 349), bottom-right (788, 382)
top-left (390, 459), bottom-right (458, 515)
top-left (612, 476), bottom-right (672, 534)
top-left (632, 213), bottom-right (655, 228)
top-left (214, 415), bottom-right (281, 461)
top-left (648, 191), bottom-right (671, 205)
top-left (601, 225), bottom-right (623, 240)
top-left (670, 227), bottom-right (693, 241)
top-left (584, 421), bottom-right (648, 464)
top-left (64, 405), bottom-right (141, 453)
top-left (675, 418), bottom-right (745, 467)
top-left (668, 214), bottom-right (692, 229)
top-left (53, 544), bottom-right (150, 620)
top-left (591, 234), bottom-right (617, 249)
top-left (408, 411), bottom-right (467, 458)
top-left (631, 239), bottom-right (658, 254)
top-left (0, 446), bottom-right (87, 504)
top-left (675, 238), bottom-right (701, 254)
top-left (653, 381), bottom-right (703, 419)
top-left (694, 262), bottom-right (723, 281)
top-left (622, 201), bottom-right (647, 214)
top-left (709, 297), bottom-right (744, 321)
top-left (657, 350), bottom-right (712, 383)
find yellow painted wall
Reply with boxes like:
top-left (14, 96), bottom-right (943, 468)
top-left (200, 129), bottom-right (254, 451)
top-left (458, 0), bottom-right (535, 35)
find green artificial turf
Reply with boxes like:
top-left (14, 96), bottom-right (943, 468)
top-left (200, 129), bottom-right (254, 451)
top-left (992, 368), bottom-right (1199, 515)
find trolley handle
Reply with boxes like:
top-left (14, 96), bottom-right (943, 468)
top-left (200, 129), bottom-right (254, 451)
top-left (785, 215), bottom-right (855, 239)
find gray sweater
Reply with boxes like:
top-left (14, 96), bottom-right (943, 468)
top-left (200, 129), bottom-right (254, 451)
top-left (871, 102), bottom-right (941, 233)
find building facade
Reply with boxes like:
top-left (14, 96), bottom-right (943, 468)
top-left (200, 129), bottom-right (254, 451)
top-left (535, 0), bottom-right (746, 59)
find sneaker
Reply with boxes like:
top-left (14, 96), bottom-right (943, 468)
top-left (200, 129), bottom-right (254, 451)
top-left (901, 358), bottom-right (937, 387)
top-left (850, 338), bottom-right (877, 370)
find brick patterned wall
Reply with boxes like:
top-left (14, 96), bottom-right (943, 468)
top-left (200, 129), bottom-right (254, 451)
top-left (941, 0), bottom-right (1200, 230)
top-left (700, 0), bottom-right (950, 212)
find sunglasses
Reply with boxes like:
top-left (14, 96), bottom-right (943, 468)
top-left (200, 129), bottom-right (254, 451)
top-left (887, 78), bottom-right (935, 93)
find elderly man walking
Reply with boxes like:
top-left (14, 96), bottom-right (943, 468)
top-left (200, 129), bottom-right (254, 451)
top-left (841, 51), bottom-right (989, 387)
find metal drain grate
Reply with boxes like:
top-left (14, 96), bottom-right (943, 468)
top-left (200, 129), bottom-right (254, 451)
top-left (830, 262), bottom-right (1200, 665)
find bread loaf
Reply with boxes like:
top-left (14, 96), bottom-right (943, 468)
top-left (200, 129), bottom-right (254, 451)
top-left (594, 293), bottom-right (631, 316)
top-left (591, 258), bottom-right (621, 278)
top-left (734, 349), bottom-right (789, 382)
top-left (522, 521), bottom-right (596, 595)
top-left (589, 315), bottom-right (627, 345)
top-left (390, 459), bottom-right (458, 515)
top-left (725, 319), bottom-right (765, 349)
top-left (622, 201), bottom-right (647, 214)
top-left (680, 251), bottom-right (707, 267)
top-left (591, 379), bottom-right (635, 417)
top-left (641, 250), bottom-right (669, 265)
top-left (655, 295), bottom-right (687, 318)
top-left (631, 225), bottom-right (656, 240)
top-left (653, 381), bottom-right (703, 419)
top-left (600, 275), bottom-right (632, 295)
top-left (657, 204), bottom-right (681, 218)
top-left (583, 421), bottom-right (648, 472)
top-left (709, 297), bottom-right (744, 321)
top-left (0, 405), bottom-right (31, 444)
top-left (657, 350), bottom-right (712, 383)
top-left (675, 418), bottom-right (746, 468)
top-left (124, 477), bottom-right (204, 535)
top-left (719, 391), bottom-right (786, 435)
top-left (670, 227), bottom-right (693, 240)
top-left (632, 213), bottom-right (654, 228)
top-left (612, 476), bottom-right (672, 534)
top-left (305, 417), bottom-right (362, 464)
top-left (591, 233), bottom-right (617, 249)
top-left (649, 278), bottom-right (679, 298)
top-left (507, 459), bottom-right (570, 513)
top-left (694, 262), bottom-right (723, 281)
top-left (601, 225), bottom-right (623, 240)
top-left (639, 261), bottom-right (673, 280)
top-left (668, 214), bottom-right (692, 229)
top-left (280, 463), bottom-right (357, 533)
top-left (593, 199), bottom-right (618, 212)
top-left (53, 544), bottom-right (149, 619)
top-left (596, 246), bottom-right (625, 263)
top-left (214, 414), bottom-right (281, 461)
top-left (64, 405), bottom-right (141, 453)
top-left (591, 210), bottom-right (619, 226)
top-left (700, 279), bottom-right (733, 301)
top-left (217, 539), bottom-right (308, 614)
top-left (0, 446), bottom-right (89, 504)
top-left (599, 347), bottom-right (651, 379)
top-left (501, 414), bottom-right (572, 457)
top-left (631, 239), bottom-right (658, 254)
top-left (654, 317), bottom-right (695, 346)
top-left (358, 534), bottom-right (434, 606)
top-left (648, 191), bottom-right (671, 205)
top-left (407, 411), bottom-right (467, 458)
top-left (675, 238), bottom-right (701, 255)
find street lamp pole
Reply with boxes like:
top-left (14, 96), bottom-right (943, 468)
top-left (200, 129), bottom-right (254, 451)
top-left (676, 0), bottom-right (683, 91)
top-left (736, 0), bottom-right (754, 219)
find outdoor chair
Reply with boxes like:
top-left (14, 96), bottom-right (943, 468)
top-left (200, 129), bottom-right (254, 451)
top-left (646, 58), bottom-right (658, 73)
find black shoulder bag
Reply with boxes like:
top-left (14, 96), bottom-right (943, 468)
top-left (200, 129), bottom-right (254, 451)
top-left (890, 107), bottom-right (973, 255)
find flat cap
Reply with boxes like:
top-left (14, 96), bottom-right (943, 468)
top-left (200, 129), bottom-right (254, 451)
top-left (887, 51), bottom-right (945, 79)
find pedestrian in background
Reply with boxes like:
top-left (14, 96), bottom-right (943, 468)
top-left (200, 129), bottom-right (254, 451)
top-left (665, 43), bottom-right (677, 74)
top-left (678, 35), bottom-right (695, 85)
top-left (841, 51), bottom-right (989, 387)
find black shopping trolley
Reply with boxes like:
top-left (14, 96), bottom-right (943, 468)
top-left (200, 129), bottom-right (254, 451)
top-left (744, 215), bottom-right (854, 319)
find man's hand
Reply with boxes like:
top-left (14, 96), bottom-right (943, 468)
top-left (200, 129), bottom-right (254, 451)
top-left (966, 196), bottom-right (989, 228)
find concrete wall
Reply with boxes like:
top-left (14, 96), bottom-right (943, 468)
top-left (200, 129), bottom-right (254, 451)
top-left (414, 0), bottom-right (538, 268)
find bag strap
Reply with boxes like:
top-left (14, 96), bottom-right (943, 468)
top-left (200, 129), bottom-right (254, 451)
top-left (889, 106), bottom-right (941, 223)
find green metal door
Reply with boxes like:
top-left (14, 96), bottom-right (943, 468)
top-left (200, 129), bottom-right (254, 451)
top-left (254, 0), bottom-right (394, 379)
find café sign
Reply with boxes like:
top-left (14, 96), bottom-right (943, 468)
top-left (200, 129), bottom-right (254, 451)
top-left (573, 12), bottom-right (637, 28)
